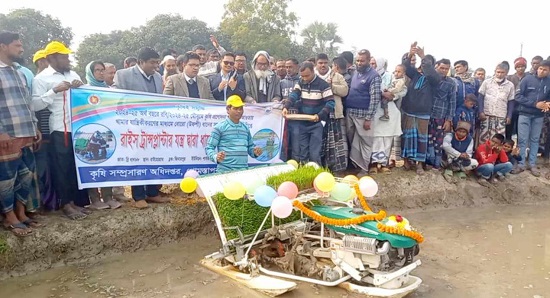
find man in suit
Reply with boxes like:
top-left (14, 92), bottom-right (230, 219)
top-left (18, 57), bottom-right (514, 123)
top-left (243, 51), bottom-right (281, 103)
top-left (113, 47), bottom-right (168, 208)
top-left (209, 52), bottom-right (246, 102)
top-left (163, 52), bottom-right (214, 100)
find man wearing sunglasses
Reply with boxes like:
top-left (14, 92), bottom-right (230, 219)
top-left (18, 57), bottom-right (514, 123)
top-left (209, 52), bottom-right (246, 102)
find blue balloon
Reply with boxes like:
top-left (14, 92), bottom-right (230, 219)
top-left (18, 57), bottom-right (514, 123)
top-left (254, 185), bottom-right (277, 207)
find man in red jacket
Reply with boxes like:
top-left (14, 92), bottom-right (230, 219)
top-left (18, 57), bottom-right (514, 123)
top-left (475, 133), bottom-right (513, 186)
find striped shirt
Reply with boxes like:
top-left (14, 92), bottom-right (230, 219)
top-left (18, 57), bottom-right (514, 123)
top-left (205, 118), bottom-right (256, 173)
top-left (286, 75), bottom-right (335, 120)
top-left (0, 61), bottom-right (36, 138)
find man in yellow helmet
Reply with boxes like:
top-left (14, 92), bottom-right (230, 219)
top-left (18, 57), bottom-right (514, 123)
top-left (32, 49), bottom-right (48, 74)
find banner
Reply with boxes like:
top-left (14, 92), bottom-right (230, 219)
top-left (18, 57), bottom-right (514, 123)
top-left (70, 87), bottom-right (284, 189)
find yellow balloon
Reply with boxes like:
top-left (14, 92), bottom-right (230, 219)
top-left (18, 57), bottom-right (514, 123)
top-left (287, 159), bottom-right (299, 169)
top-left (343, 175), bottom-right (359, 183)
top-left (224, 181), bottom-right (246, 200)
top-left (180, 177), bottom-right (198, 194)
top-left (314, 172), bottom-right (336, 192)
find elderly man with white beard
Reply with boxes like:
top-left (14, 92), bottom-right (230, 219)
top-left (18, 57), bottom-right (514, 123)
top-left (243, 51), bottom-right (281, 103)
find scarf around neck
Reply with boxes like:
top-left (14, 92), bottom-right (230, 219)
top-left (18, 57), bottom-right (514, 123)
top-left (315, 68), bottom-right (332, 82)
top-left (456, 71), bottom-right (475, 85)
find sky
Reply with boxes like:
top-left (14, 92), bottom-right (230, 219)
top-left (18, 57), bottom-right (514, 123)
top-left (2, 0), bottom-right (549, 71)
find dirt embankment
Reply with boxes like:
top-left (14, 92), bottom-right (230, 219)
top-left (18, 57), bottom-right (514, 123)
top-left (1, 170), bottom-right (549, 280)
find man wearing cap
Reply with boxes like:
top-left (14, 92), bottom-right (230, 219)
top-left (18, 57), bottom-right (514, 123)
top-left (33, 49), bottom-right (49, 74)
top-left (32, 40), bottom-right (90, 220)
top-left (205, 95), bottom-right (263, 173)
top-left (0, 31), bottom-right (42, 236)
top-left (441, 121), bottom-right (478, 182)
top-left (243, 51), bottom-right (281, 103)
top-left (160, 55), bottom-right (177, 83)
top-left (506, 57), bottom-right (529, 140)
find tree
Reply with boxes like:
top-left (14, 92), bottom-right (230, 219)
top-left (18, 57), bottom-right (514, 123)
top-left (75, 14), bottom-right (220, 76)
top-left (220, 0), bottom-right (298, 60)
top-left (74, 30), bottom-right (141, 76)
top-left (139, 14), bottom-right (216, 53)
top-left (300, 22), bottom-right (343, 58)
top-left (0, 8), bottom-right (73, 69)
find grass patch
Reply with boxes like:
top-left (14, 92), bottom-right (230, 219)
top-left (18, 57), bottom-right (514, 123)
top-left (0, 234), bottom-right (8, 255)
top-left (214, 166), bottom-right (328, 240)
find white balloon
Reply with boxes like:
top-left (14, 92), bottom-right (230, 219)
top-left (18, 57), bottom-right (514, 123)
top-left (359, 178), bottom-right (378, 197)
top-left (305, 162), bottom-right (320, 169)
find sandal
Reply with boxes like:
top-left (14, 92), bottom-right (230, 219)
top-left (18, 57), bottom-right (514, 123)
top-left (369, 167), bottom-right (378, 174)
top-left (22, 218), bottom-right (45, 228)
top-left (4, 222), bottom-right (32, 237)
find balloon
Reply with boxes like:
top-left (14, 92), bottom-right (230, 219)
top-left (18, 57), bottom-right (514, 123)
top-left (313, 179), bottom-right (326, 196)
top-left (254, 185), bottom-right (277, 207)
top-left (330, 182), bottom-right (353, 202)
top-left (223, 181), bottom-right (246, 200)
top-left (271, 196), bottom-right (293, 218)
top-left (287, 159), bottom-right (299, 169)
top-left (359, 176), bottom-right (374, 183)
top-left (184, 169), bottom-right (199, 179)
top-left (305, 161), bottom-right (320, 169)
top-left (343, 175), bottom-right (359, 184)
top-left (244, 177), bottom-right (264, 194)
top-left (314, 172), bottom-right (336, 192)
top-left (180, 177), bottom-right (197, 193)
top-left (277, 181), bottom-right (299, 199)
top-left (359, 178), bottom-right (379, 197)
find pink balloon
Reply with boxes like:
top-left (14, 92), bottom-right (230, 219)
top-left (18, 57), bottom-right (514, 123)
top-left (277, 181), bottom-right (299, 199)
top-left (272, 196), bottom-right (293, 218)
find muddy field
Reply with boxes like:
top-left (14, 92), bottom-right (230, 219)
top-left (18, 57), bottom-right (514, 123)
top-left (1, 204), bottom-right (550, 298)
top-left (1, 169), bottom-right (550, 297)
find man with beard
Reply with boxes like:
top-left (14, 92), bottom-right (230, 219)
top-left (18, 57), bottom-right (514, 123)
top-left (0, 32), bottom-right (42, 236)
top-left (160, 55), bottom-right (177, 85)
top-left (243, 51), bottom-right (281, 103)
top-left (345, 49), bottom-right (382, 176)
top-left (33, 41), bottom-right (89, 219)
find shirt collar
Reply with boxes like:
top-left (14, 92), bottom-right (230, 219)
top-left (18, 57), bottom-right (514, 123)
top-left (184, 73), bottom-right (196, 83)
top-left (137, 65), bottom-right (152, 80)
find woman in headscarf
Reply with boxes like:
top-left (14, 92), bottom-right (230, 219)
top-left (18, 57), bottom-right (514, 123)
top-left (371, 57), bottom-right (392, 89)
top-left (84, 61), bottom-right (122, 210)
top-left (368, 57), bottom-right (407, 174)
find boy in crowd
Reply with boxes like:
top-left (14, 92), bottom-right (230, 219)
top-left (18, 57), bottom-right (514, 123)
top-left (441, 121), bottom-right (478, 182)
top-left (503, 139), bottom-right (522, 172)
top-left (475, 133), bottom-right (513, 186)
top-left (453, 93), bottom-right (477, 135)
top-left (379, 64), bottom-right (406, 121)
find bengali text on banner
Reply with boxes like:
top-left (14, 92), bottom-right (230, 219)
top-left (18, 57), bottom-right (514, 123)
top-left (70, 87), bottom-right (284, 189)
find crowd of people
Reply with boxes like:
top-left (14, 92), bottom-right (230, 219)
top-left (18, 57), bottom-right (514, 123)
top-left (1, 30), bottom-right (550, 237)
